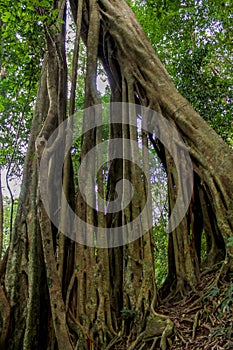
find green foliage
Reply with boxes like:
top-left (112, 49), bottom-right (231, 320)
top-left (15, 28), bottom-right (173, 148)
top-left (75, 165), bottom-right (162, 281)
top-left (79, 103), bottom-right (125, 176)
top-left (0, 0), bottom-right (65, 182)
top-left (204, 285), bottom-right (220, 299)
top-left (129, 0), bottom-right (233, 144)
top-left (153, 219), bottom-right (168, 288)
top-left (200, 230), bottom-right (207, 263)
top-left (226, 236), bottom-right (233, 247)
top-left (204, 283), bottom-right (233, 315)
top-left (0, 0), bottom-right (45, 179)
top-left (220, 284), bottom-right (233, 314)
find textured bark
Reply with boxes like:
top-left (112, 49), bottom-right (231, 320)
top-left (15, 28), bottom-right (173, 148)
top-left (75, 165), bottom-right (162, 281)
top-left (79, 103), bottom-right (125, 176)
top-left (0, 283), bottom-right (10, 350)
top-left (0, 0), bottom-right (232, 349)
top-left (4, 58), bottom-right (49, 350)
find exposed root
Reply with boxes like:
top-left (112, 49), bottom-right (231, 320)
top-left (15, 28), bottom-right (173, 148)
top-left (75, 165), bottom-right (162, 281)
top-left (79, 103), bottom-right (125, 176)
top-left (158, 270), bottom-right (233, 350)
top-left (126, 312), bottom-right (174, 350)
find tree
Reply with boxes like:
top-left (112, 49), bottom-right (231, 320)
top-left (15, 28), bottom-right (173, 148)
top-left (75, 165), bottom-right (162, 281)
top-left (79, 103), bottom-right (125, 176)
top-left (0, 0), bottom-right (233, 349)
top-left (131, 0), bottom-right (233, 143)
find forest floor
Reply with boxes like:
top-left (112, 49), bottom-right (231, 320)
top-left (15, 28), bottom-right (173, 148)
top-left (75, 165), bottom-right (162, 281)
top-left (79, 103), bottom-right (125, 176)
top-left (159, 268), bottom-right (233, 350)
top-left (111, 268), bottom-right (233, 350)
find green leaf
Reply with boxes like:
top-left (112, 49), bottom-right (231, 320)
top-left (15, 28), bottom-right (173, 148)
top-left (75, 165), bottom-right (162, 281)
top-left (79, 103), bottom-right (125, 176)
top-left (204, 286), bottom-right (219, 299)
top-left (227, 236), bottom-right (233, 247)
top-left (1, 12), bottom-right (11, 22)
top-left (56, 18), bottom-right (64, 24)
top-left (226, 284), bottom-right (233, 297)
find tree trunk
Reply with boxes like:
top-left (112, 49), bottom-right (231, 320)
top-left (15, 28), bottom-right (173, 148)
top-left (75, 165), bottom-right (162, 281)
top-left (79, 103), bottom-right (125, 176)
top-left (0, 0), bottom-right (232, 349)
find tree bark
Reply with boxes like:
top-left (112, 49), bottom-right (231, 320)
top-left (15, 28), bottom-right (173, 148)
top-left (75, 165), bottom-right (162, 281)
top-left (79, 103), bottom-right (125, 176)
top-left (0, 0), bottom-right (232, 349)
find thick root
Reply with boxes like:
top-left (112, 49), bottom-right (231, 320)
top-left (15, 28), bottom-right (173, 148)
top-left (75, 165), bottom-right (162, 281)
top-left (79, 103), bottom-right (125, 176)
top-left (128, 313), bottom-right (174, 350)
